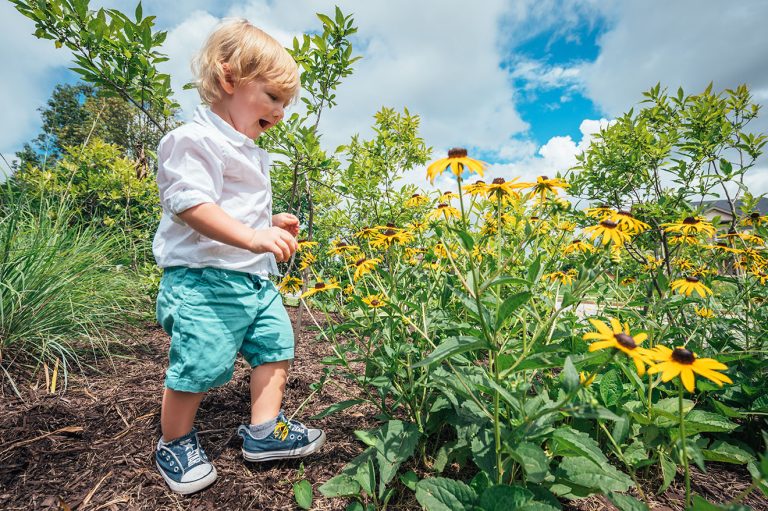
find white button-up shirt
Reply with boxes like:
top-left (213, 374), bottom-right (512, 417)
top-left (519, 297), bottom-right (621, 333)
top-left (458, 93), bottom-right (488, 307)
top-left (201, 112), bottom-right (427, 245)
top-left (152, 106), bottom-right (279, 276)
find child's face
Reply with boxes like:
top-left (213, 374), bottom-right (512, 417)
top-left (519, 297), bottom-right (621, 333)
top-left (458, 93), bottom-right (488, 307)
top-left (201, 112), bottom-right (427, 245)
top-left (217, 77), bottom-right (290, 139)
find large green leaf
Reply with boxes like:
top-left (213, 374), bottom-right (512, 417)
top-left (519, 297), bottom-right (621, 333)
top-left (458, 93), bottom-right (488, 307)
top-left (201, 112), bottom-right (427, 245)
top-left (412, 336), bottom-right (491, 368)
top-left (702, 440), bottom-right (755, 464)
top-left (599, 369), bottom-right (623, 407)
top-left (293, 479), bottom-right (313, 510)
top-left (310, 399), bottom-right (364, 419)
top-left (550, 427), bottom-right (608, 467)
top-left (479, 485), bottom-right (533, 510)
top-left (508, 442), bottom-right (550, 483)
top-left (415, 477), bottom-right (479, 511)
top-left (683, 410), bottom-right (738, 435)
top-left (374, 420), bottom-right (421, 497)
top-left (558, 456), bottom-right (634, 494)
top-left (318, 474), bottom-right (361, 497)
top-left (495, 291), bottom-right (531, 329)
top-left (606, 492), bottom-right (648, 511)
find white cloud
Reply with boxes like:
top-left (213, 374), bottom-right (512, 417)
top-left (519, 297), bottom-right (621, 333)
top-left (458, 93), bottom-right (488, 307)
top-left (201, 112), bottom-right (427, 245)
top-left (0, 2), bottom-right (73, 157)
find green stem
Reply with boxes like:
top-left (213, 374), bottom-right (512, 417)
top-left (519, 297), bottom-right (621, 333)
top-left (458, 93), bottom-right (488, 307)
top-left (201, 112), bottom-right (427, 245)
top-left (679, 384), bottom-right (691, 508)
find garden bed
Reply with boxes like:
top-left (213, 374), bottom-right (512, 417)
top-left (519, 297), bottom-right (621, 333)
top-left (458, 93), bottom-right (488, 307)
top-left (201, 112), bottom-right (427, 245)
top-left (0, 308), bottom-right (765, 510)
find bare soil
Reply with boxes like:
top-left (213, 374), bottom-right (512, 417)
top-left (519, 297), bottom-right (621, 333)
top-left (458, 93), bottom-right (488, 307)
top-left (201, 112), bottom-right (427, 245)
top-left (0, 307), bottom-right (765, 510)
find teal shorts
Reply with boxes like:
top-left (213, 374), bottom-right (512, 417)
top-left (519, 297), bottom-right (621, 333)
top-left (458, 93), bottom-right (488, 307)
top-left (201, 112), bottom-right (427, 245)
top-left (156, 266), bottom-right (294, 393)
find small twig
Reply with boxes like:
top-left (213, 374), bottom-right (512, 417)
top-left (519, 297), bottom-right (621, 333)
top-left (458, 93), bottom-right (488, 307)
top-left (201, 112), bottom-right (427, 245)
top-left (79, 470), bottom-right (112, 509)
top-left (0, 425), bottom-right (83, 456)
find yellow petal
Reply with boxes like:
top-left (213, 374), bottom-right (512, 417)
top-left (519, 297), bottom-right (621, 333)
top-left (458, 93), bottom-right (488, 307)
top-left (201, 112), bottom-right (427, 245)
top-left (680, 367), bottom-right (695, 392)
top-left (588, 319), bottom-right (613, 336)
top-left (694, 358), bottom-right (728, 371)
top-left (588, 340), bottom-right (617, 352)
top-left (609, 318), bottom-right (623, 334)
top-left (632, 355), bottom-right (646, 376)
top-left (661, 362), bottom-right (682, 382)
top-left (633, 333), bottom-right (648, 345)
top-left (692, 366), bottom-right (733, 385)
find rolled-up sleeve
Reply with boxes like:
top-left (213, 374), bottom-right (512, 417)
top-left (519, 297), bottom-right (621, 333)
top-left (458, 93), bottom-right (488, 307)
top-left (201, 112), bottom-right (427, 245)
top-left (157, 131), bottom-right (224, 216)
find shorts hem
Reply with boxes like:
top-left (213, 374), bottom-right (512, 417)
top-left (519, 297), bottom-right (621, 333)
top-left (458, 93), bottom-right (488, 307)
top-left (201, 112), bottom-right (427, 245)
top-left (164, 373), bottom-right (232, 393)
top-left (246, 348), bottom-right (295, 368)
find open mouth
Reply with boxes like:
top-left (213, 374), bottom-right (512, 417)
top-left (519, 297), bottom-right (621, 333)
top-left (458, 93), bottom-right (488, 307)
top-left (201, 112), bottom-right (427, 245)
top-left (259, 119), bottom-right (271, 129)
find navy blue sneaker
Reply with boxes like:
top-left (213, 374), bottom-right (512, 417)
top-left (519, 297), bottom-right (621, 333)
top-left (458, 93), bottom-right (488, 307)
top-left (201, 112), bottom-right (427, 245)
top-left (155, 428), bottom-right (217, 494)
top-left (238, 411), bottom-right (326, 462)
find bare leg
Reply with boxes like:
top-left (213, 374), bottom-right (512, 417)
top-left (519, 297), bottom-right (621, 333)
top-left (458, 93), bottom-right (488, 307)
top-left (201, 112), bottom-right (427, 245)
top-left (161, 388), bottom-right (205, 441)
top-left (250, 360), bottom-right (291, 424)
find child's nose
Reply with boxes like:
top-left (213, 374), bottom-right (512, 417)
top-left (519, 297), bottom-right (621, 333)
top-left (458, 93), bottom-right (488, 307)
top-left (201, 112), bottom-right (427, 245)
top-left (273, 105), bottom-right (284, 122)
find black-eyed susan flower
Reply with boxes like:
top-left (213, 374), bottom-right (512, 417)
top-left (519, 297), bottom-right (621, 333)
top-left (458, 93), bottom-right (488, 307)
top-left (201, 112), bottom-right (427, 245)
top-left (751, 267), bottom-right (768, 285)
top-left (405, 193), bottom-right (430, 208)
top-left (579, 371), bottom-right (595, 386)
top-left (585, 205), bottom-right (614, 220)
top-left (646, 346), bottom-right (732, 392)
top-left (721, 230), bottom-right (764, 246)
top-left (621, 277), bottom-right (637, 286)
top-left (406, 220), bottom-right (428, 233)
top-left (544, 269), bottom-right (577, 285)
top-left (462, 180), bottom-right (488, 197)
top-left (433, 242), bottom-right (457, 259)
top-left (611, 210), bottom-right (650, 234)
top-left (670, 276), bottom-right (712, 297)
top-left (352, 256), bottom-right (381, 281)
top-left (439, 191), bottom-right (459, 201)
top-left (485, 177), bottom-right (524, 199)
top-left (562, 239), bottom-right (595, 256)
top-left (297, 239), bottom-right (319, 251)
top-left (426, 147), bottom-right (487, 184)
top-left (300, 279), bottom-right (341, 298)
top-left (583, 318), bottom-right (651, 375)
top-left (328, 240), bottom-right (360, 256)
top-left (668, 232), bottom-right (702, 245)
top-left (427, 203), bottom-right (461, 222)
top-left (354, 226), bottom-right (379, 239)
top-left (695, 307), bottom-right (715, 319)
top-left (529, 175), bottom-right (569, 202)
top-left (278, 275), bottom-right (303, 294)
top-left (703, 241), bottom-right (743, 254)
top-left (673, 257), bottom-right (695, 272)
top-left (584, 219), bottom-right (631, 246)
top-left (362, 294), bottom-right (387, 308)
top-left (298, 251), bottom-right (317, 271)
top-left (662, 216), bottom-right (716, 237)
top-left (642, 256), bottom-right (663, 272)
top-left (743, 211), bottom-right (768, 227)
top-left (370, 228), bottom-right (413, 249)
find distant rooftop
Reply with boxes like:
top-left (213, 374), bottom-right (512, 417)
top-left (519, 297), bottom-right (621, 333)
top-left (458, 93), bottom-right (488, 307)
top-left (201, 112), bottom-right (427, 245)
top-left (701, 197), bottom-right (768, 215)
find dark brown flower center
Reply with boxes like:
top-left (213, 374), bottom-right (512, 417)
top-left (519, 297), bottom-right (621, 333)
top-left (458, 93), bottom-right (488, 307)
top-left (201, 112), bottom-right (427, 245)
top-left (751, 212), bottom-right (760, 219)
top-left (600, 220), bottom-right (618, 229)
top-left (355, 257), bottom-right (366, 266)
top-left (370, 299), bottom-right (380, 306)
top-left (298, 239), bottom-right (308, 243)
top-left (492, 177), bottom-right (505, 184)
top-left (448, 147), bottom-right (467, 158)
top-left (314, 282), bottom-right (326, 289)
top-left (671, 347), bottom-right (695, 364)
top-left (614, 333), bottom-right (637, 349)
top-left (383, 229), bottom-right (397, 236)
top-left (336, 242), bottom-right (348, 248)
top-left (540, 175), bottom-right (549, 180)
top-left (683, 217), bottom-right (698, 225)
top-left (386, 222), bottom-right (397, 228)
top-left (530, 216), bottom-right (539, 221)
top-left (411, 193), bottom-right (421, 198)
top-left (618, 210), bottom-right (633, 217)
top-left (437, 203), bottom-right (448, 209)
top-left (685, 276), bottom-right (700, 283)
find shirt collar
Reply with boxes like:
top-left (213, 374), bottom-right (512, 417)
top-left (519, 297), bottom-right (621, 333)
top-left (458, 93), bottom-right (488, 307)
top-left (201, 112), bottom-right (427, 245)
top-left (193, 105), bottom-right (257, 148)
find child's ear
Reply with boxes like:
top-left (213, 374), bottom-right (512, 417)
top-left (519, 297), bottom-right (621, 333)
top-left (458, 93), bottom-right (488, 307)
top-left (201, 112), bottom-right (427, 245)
top-left (218, 62), bottom-right (236, 95)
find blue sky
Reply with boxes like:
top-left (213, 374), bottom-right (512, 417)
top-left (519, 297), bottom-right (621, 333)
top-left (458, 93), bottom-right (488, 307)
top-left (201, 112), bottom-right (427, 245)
top-left (2, 0), bottom-right (767, 195)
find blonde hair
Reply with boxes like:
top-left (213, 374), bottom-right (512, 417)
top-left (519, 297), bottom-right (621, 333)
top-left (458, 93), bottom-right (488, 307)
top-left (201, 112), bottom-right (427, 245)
top-left (193, 18), bottom-right (300, 105)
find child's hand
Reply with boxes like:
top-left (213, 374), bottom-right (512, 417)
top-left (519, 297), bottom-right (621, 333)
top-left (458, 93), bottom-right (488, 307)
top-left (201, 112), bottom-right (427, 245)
top-left (272, 213), bottom-right (300, 237)
top-left (249, 227), bottom-right (298, 262)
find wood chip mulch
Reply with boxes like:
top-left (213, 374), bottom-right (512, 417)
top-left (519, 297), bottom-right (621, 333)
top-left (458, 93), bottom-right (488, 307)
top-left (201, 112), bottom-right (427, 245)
top-left (1, 307), bottom-right (766, 510)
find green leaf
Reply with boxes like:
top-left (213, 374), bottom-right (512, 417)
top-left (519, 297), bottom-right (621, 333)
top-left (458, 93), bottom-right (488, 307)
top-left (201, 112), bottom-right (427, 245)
top-left (374, 420), bottom-right (421, 497)
top-left (659, 453), bottom-right (676, 493)
top-left (683, 410), bottom-right (738, 435)
top-left (134, 1), bottom-right (142, 21)
top-left (507, 442), bottom-right (550, 483)
top-left (606, 492), bottom-right (648, 511)
top-left (310, 399), bottom-right (364, 419)
top-left (558, 456), bottom-right (634, 494)
top-left (293, 479), bottom-right (313, 510)
top-left (415, 477), bottom-right (478, 511)
top-left (318, 474), bottom-right (361, 497)
top-left (690, 495), bottom-right (751, 511)
top-left (527, 254), bottom-right (542, 284)
top-left (495, 291), bottom-right (531, 329)
top-left (702, 440), bottom-right (755, 464)
top-left (411, 336), bottom-right (491, 368)
top-left (400, 470), bottom-right (419, 491)
top-left (599, 369), bottom-right (622, 407)
top-left (550, 427), bottom-right (608, 467)
top-left (561, 356), bottom-right (579, 393)
top-left (479, 485), bottom-right (533, 510)
top-left (354, 430), bottom-right (377, 447)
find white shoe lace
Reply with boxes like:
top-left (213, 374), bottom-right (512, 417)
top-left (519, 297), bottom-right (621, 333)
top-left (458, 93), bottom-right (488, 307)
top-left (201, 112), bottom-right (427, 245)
top-left (182, 440), bottom-right (202, 466)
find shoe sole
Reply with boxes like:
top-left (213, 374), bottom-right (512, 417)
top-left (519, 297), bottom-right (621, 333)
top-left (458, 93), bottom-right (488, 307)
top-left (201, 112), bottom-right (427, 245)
top-left (242, 430), bottom-right (326, 462)
top-left (155, 461), bottom-right (218, 495)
